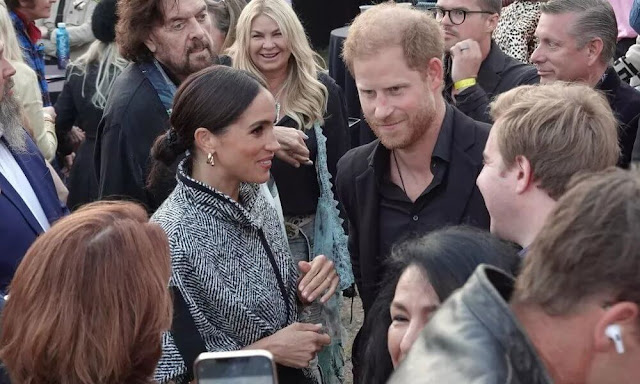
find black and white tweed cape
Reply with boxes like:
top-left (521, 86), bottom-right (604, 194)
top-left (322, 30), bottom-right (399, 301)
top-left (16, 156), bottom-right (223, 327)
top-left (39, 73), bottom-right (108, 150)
top-left (151, 161), bottom-right (315, 383)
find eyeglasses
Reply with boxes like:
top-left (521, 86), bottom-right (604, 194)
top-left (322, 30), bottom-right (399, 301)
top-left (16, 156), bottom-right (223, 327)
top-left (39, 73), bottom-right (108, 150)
top-left (430, 7), bottom-right (495, 25)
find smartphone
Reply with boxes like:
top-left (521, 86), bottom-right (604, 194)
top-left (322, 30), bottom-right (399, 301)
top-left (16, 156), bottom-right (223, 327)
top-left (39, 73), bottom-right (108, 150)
top-left (194, 350), bottom-right (278, 384)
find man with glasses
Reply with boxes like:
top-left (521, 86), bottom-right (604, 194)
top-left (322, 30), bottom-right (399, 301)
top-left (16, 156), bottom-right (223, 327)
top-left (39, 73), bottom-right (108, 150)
top-left (433, 0), bottom-right (538, 123)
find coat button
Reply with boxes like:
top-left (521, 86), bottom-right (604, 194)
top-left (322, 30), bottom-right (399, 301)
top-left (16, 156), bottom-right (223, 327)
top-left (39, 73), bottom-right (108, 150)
top-left (412, 215), bottom-right (419, 221)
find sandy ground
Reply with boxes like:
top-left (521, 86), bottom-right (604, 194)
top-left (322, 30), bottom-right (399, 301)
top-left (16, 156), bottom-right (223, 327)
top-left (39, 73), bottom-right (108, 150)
top-left (340, 295), bottom-right (364, 384)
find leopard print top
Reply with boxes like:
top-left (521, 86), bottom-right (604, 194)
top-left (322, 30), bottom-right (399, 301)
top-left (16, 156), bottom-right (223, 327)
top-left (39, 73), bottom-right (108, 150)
top-left (494, 1), bottom-right (543, 63)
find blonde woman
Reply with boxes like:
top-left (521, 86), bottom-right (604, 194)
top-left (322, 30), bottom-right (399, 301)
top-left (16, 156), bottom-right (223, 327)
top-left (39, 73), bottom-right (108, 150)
top-left (230, 1), bottom-right (353, 382)
top-left (54, 0), bottom-right (128, 210)
top-left (0, 0), bottom-right (57, 162)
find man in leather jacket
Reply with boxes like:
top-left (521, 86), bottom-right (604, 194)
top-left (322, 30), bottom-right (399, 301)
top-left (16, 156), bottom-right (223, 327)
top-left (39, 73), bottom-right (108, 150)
top-left (390, 167), bottom-right (640, 384)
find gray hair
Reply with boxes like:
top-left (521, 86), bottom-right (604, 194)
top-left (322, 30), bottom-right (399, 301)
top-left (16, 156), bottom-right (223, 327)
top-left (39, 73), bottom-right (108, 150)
top-left (477, 0), bottom-right (501, 14)
top-left (206, 0), bottom-right (248, 51)
top-left (541, 0), bottom-right (617, 63)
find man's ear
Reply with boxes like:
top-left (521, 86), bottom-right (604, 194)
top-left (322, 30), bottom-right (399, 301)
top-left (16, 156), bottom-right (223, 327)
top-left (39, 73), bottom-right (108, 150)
top-left (514, 155), bottom-right (534, 195)
top-left (486, 13), bottom-right (500, 33)
top-left (426, 57), bottom-right (445, 92)
top-left (585, 38), bottom-right (605, 66)
top-left (593, 301), bottom-right (639, 353)
top-left (145, 33), bottom-right (158, 54)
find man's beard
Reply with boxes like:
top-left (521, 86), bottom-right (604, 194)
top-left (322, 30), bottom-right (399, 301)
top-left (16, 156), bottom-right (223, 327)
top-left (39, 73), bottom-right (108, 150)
top-left (0, 87), bottom-right (27, 154)
top-left (366, 98), bottom-right (436, 150)
top-left (175, 37), bottom-right (215, 78)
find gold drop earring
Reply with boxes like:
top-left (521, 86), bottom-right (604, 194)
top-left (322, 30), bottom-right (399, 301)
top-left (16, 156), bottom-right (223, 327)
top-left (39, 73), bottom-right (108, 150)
top-left (206, 152), bottom-right (215, 166)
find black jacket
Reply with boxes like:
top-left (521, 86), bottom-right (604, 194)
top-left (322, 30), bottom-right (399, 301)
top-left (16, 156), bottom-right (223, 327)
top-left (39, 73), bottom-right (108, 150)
top-left (270, 72), bottom-right (350, 216)
top-left (55, 63), bottom-right (103, 210)
top-left (445, 41), bottom-right (540, 123)
top-left (598, 67), bottom-right (640, 168)
top-left (94, 63), bottom-right (175, 211)
top-left (335, 105), bottom-right (490, 315)
top-left (389, 266), bottom-right (553, 384)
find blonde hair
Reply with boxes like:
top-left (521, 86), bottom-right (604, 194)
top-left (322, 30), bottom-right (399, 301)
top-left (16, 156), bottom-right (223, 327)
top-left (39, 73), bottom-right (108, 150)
top-left (229, 0), bottom-right (327, 130)
top-left (490, 83), bottom-right (620, 200)
top-left (71, 40), bottom-right (128, 109)
top-left (0, 0), bottom-right (25, 63)
top-left (342, 3), bottom-right (444, 74)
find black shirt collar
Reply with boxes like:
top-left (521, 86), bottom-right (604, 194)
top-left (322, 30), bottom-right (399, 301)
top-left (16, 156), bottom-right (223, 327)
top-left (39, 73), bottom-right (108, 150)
top-left (370, 103), bottom-right (455, 175)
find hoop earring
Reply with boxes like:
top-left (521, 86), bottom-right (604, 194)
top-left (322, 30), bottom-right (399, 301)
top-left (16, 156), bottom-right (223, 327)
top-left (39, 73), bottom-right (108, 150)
top-left (206, 152), bottom-right (215, 166)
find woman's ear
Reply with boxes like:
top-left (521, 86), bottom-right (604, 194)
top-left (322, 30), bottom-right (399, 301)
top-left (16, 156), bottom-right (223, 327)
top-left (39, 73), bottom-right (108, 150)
top-left (194, 127), bottom-right (218, 154)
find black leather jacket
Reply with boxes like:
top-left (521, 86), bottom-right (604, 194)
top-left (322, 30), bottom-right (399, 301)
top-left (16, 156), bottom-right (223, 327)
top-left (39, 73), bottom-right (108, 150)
top-left (389, 266), bottom-right (553, 384)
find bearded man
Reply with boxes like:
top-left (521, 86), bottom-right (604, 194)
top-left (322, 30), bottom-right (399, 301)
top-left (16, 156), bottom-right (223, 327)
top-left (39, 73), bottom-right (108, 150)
top-left (0, 39), bottom-right (67, 292)
top-left (94, 0), bottom-right (217, 211)
top-left (334, 5), bottom-right (490, 379)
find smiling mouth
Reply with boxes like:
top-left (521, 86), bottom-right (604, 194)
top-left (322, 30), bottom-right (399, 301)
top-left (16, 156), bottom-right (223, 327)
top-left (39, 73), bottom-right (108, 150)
top-left (260, 52), bottom-right (279, 59)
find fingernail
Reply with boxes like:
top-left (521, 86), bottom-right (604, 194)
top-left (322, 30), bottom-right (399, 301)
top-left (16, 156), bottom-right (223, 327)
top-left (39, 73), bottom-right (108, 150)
top-left (302, 133), bottom-right (309, 139)
top-left (308, 295), bottom-right (315, 302)
top-left (303, 291), bottom-right (308, 297)
top-left (299, 285), bottom-right (305, 292)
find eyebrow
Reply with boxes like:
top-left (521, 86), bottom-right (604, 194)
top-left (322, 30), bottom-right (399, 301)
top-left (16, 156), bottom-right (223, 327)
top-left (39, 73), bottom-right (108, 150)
top-left (249, 119), bottom-right (273, 128)
top-left (251, 28), bottom-right (281, 34)
top-left (168, 5), bottom-right (207, 22)
top-left (391, 302), bottom-right (440, 313)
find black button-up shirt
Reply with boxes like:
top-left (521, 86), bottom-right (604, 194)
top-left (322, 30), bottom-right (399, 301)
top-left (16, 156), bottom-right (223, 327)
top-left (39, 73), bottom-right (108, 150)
top-left (376, 106), bottom-right (455, 262)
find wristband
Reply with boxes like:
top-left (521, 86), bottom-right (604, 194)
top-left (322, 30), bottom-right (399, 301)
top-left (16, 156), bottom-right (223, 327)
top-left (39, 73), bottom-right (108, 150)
top-left (454, 78), bottom-right (477, 91)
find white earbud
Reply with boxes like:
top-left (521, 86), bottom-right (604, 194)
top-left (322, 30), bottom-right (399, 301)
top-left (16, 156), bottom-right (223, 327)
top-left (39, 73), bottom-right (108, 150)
top-left (605, 324), bottom-right (625, 354)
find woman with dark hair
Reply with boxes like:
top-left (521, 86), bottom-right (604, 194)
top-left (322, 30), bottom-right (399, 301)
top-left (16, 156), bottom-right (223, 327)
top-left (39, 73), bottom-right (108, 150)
top-left (149, 65), bottom-right (338, 384)
top-left (0, 201), bottom-right (173, 384)
top-left (359, 226), bottom-right (519, 384)
top-left (229, 2), bottom-right (352, 380)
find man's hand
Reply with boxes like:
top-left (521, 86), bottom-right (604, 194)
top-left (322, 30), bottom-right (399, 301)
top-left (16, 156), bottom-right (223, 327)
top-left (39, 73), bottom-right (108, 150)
top-left (273, 126), bottom-right (313, 168)
top-left (450, 39), bottom-right (483, 92)
top-left (298, 255), bottom-right (339, 304)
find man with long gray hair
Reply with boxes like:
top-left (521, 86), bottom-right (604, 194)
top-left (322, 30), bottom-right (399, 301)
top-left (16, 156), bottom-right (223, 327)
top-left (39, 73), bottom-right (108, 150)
top-left (531, 0), bottom-right (640, 168)
top-left (0, 38), bottom-right (67, 293)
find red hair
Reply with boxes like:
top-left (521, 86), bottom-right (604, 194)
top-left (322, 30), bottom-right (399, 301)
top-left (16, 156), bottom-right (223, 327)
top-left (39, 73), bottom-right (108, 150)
top-left (0, 201), bottom-right (173, 384)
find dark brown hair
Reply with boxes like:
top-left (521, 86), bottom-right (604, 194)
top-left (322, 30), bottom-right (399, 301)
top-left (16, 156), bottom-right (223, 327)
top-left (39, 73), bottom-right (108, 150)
top-left (147, 65), bottom-right (264, 187)
top-left (514, 168), bottom-right (640, 316)
top-left (0, 201), bottom-right (173, 384)
top-left (116, 0), bottom-right (167, 61)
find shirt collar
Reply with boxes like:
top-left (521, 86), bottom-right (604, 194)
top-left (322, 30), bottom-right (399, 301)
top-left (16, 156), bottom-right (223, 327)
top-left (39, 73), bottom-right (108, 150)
top-left (370, 104), bottom-right (454, 176)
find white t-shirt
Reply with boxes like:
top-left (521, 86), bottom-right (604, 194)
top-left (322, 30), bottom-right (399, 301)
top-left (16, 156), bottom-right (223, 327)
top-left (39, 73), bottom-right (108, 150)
top-left (0, 141), bottom-right (51, 232)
